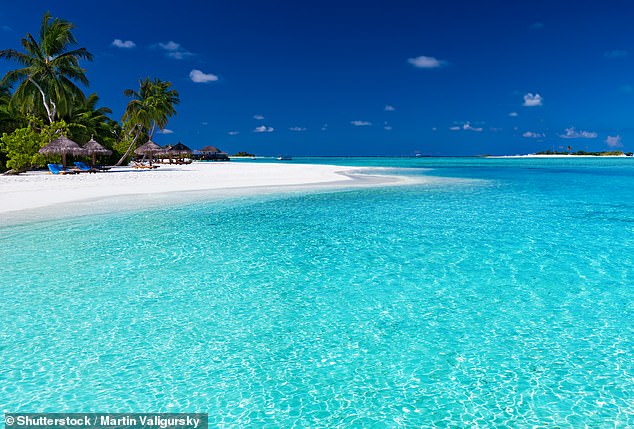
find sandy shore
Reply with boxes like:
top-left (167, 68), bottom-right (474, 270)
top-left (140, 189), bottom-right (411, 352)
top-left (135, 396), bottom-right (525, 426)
top-left (0, 162), bottom-right (406, 220)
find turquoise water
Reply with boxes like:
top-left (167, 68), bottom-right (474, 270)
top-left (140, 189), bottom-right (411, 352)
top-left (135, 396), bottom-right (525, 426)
top-left (1, 157), bottom-right (634, 427)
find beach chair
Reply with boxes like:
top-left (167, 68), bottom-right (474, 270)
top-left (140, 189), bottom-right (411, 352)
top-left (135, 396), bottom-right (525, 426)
top-left (132, 161), bottom-right (160, 169)
top-left (74, 161), bottom-right (97, 173)
top-left (48, 164), bottom-right (78, 175)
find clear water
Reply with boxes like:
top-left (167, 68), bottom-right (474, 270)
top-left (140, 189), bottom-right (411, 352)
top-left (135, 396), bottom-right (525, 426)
top-left (1, 157), bottom-right (633, 427)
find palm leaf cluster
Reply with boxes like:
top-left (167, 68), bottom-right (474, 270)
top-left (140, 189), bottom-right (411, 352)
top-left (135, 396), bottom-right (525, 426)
top-left (0, 12), bottom-right (92, 123)
top-left (123, 78), bottom-right (180, 138)
top-left (116, 78), bottom-right (180, 165)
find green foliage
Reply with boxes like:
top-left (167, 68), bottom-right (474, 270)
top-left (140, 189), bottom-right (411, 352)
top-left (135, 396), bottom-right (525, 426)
top-left (0, 127), bottom-right (44, 172)
top-left (116, 78), bottom-right (179, 165)
top-left (535, 149), bottom-right (625, 156)
top-left (0, 12), bottom-right (92, 122)
top-left (0, 116), bottom-right (69, 172)
top-left (65, 93), bottom-right (113, 143)
top-left (122, 77), bottom-right (180, 137)
top-left (0, 13), bottom-right (180, 170)
top-left (233, 151), bottom-right (255, 157)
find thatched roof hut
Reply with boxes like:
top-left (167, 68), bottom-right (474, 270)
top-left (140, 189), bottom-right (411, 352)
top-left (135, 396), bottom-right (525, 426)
top-left (39, 135), bottom-right (86, 167)
top-left (200, 145), bottom-right (222, 154)
top-left (134, 140), bottom-right (164, 166)
top-left (169, 142), bottom-right (192, 155)
top-left (83, 138), bottom-right (112, 155)
top-left (134, 140), bottom-right (164, 155)
top-left (82, 138), bottom-right (112, 166)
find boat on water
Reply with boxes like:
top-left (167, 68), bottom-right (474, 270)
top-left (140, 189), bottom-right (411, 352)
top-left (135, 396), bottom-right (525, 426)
top-left (277, 155), bottom-right (293, 160)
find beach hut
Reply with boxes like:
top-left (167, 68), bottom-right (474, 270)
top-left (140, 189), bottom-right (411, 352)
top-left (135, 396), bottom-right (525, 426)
top-left (170, 142), bottom-right (192, 156)
top-left (199, 145), bottom-right (230, 161)
top-left (134, 140), bottom-right (164, 165)
top-left (39, 135), bottom-right (86, 167)
top-left (82, 137), bottom-right (112, 167)
top-left (165, 142), bottom-right (193, 164)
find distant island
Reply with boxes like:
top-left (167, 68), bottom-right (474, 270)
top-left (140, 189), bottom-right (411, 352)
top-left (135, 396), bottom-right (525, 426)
top-left (232, 151), bottom-right (256, 157)
top-left (535, 150), bottom-right (633, 156)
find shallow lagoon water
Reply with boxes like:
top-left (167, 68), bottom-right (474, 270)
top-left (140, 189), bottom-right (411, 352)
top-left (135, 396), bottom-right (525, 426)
top-left (1, 157), bottom-right (633, 427)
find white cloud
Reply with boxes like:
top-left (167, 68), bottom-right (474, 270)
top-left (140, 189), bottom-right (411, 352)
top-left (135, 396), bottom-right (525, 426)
top-left (560, 127), bottom-right (598, 139)
top-left (523, 93), bottom-right (543, 107)
top-left (321, 124), bottom-right (328, 131)
top-left (451, 122), bottom-right (483, 132)
top-left (254, 125), bottom-right (274, 133)
top-left (509, 112), bottom-right (518, 117)
top-left (464, 123), bottom-right (483, 132)
top-left (158, 41), bottom-right (193, 59)
top-left (253, 114), bottom-right (264, 120)
top-left (446, 122), bottom-right (484, 133)
top-left (112, 39), bottom-right (136, 48)
top-left (384, 105), bottom-right (395, 111)
top-left (1, 25), bottom-right (12, 32)
top-left (523, 131), bottom-right (545, 138)
top-left (605, 50), bottom-right (628, 58)
top-left (201, 122), bottom-right (208, 126)
top-left (350, 120), bottom-right (372, 126)
top-left (158, 128), bottom-right (174, 134)
top-left (408, 55), bottom-right (447, 69)
top-left (384, 125), bottom-right (393, 131)
top-left (605, 135), bottom-right (623, 147)
top-left (289, 127), bottom-right (306, 132)
top-left (167, 51), bottom-right (193, 60)
top-left (159, 41), bottom-right (180, 51)
top-left (189, 69), bottom-right (218, 83)
top-left (228, 131), bottom-right (240, 135)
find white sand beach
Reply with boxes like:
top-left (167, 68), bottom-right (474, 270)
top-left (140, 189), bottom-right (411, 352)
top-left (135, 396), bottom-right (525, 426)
top-left (0, 162), bottom-right (412, 219)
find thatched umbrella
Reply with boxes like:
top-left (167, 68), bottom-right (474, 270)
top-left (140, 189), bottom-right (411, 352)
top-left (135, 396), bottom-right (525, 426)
top-left (83, 137), bottom-right (112, 167)
top-left (170, 142), bottom-right (192, 156)
top-left (39, 135), bottom-right (86, 167)
top-left (134, 140), bottom-right (164, 165)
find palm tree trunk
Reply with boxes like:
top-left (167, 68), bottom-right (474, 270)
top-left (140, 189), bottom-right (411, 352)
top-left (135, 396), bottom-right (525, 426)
top-left (115, 125), bottom-right (142, 166)
top-left (28, 77), bottom-right (55, 123)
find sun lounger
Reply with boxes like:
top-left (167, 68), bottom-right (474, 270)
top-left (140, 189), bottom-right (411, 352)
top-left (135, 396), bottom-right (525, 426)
top-left (48, 164), bottom-right (79, 175)
top-left (74, 161), bottom-right (97, 173)
top-left (132, 161), bottom-right (160, 169)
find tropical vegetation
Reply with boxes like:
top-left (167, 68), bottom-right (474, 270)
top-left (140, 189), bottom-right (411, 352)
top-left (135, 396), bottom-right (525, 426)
top-left (535, 150), bottom-right (631, 156)
top-left (0, 12), bottom-right (180, 173)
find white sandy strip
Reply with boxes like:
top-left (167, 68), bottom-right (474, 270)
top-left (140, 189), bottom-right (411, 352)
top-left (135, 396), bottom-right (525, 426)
top-left (0, 162), bottom-right (366, 215)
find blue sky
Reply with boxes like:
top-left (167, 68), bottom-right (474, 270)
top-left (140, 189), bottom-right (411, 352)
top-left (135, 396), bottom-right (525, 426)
top-left (1, 0), bottom-right (633, 155)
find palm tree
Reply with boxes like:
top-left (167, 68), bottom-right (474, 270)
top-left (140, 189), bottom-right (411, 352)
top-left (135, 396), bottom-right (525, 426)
top-left (66, 93), bottom-right (114, 143)
top-left (115, 78), bottom-right (180, 165)
top-left (0, 12), bottom-right (92, 123)
top-left (0, 84), bottom-right (24, 134)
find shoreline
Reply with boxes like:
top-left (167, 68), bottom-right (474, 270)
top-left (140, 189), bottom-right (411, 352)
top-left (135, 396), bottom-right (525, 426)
top-left (0, 162), bottom-right (418, 226)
